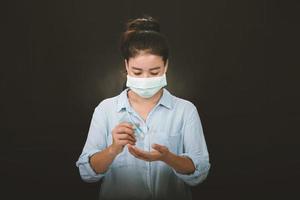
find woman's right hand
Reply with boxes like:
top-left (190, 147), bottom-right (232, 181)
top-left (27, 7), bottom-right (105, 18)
top-left (110, 122), bottom-right (136, 155)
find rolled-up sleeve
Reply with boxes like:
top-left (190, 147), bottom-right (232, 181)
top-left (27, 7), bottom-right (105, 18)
top-left (173, 104), bottom-right (211, 186)
top-left (75, 101), bottom-right (109, 183)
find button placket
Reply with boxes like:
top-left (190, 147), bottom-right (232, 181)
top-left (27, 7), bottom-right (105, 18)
top-left (126, 103), bottom-right (160, 197)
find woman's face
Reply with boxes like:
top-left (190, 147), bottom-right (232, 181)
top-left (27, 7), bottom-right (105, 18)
top-left (125, 53), bottom-right (168, 78)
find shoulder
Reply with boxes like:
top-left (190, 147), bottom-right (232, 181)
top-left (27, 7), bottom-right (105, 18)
top-left (171, 93), bottom-right (198, 114)
top-left (169, 93), bottom-right (203, 127)
top-left (94, 91), bottom-right (122, 113)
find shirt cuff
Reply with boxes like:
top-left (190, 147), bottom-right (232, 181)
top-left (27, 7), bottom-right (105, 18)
top-left (172, 153), bottom-right (210, 186)
top-left (76, 149), bottom-right (109, 182)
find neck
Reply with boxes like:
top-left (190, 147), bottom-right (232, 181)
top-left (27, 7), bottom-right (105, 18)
top-left (127, 88), bottom-right (163, 106)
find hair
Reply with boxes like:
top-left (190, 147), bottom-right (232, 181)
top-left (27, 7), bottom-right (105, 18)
top-left (120, 15), bottom-right (169, 66)
top-left (120, 15), bottom-right (169, 91)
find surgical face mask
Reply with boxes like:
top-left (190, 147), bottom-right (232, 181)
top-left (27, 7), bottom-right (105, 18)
top-left (126, 73), bottom-right (167, 99)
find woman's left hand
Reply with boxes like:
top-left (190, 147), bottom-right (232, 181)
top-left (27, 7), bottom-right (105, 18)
top-left (127, 143), bottom-right (170, 162)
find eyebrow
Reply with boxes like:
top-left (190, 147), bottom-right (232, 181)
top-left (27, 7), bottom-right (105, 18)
top-left (132, 66), bottom-right (161, 71)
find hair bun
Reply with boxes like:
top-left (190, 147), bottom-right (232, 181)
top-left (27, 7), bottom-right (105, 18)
top-left (126, 15), bottom-right (160, 33)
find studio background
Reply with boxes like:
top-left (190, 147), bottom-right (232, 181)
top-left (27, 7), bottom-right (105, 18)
top-left (2, 1), bottom-right (299, 200)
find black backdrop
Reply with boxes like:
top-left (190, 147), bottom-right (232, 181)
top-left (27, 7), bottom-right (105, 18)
top-left (2, 1), bottom-right (300, 200)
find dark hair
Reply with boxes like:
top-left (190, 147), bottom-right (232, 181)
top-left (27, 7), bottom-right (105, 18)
top-left (120, 15), bottom-right (169, 65)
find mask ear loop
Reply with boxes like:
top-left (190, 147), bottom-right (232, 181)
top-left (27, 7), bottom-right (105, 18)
top-left (164, 60), bottom-right (168, 74)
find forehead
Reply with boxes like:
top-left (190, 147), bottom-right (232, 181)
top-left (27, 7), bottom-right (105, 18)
top-left (127, 53), bottom-right (164, 70)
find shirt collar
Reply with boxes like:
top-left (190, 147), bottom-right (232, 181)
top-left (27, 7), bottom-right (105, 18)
top-left (117, 87), bottom-right (174, 112)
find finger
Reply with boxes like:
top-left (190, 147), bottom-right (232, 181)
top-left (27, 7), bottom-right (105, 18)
top-left (152, 143), bottom-right (167, 153)
top-left (119, 140), bottom-right (135, 146)
top-left (131, 146), bottom-right (151, 160)
top-left (117, 134), bottom-right (136, 142)
top-left (127, 145), bottom-right (140, 157)
top-left (115, 132), bottom-right (136, 141)
top-left (117, 138), bottom-right (136, 144)
top-left (117, 126), bottom-right (135, 136)
top-left (118, 122), bottom-right (134, 129)
top-left (119, 138), bottom-right (136, 145)
top-left (128, 146), bottom-right (149, 161)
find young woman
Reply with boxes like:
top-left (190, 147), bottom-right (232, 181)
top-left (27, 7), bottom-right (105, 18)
top-left (76, 15), bottom-right (211, 200)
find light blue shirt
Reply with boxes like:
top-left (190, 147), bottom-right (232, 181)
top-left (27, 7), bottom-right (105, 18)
top-left (76, 88), bottom-right (211, 200)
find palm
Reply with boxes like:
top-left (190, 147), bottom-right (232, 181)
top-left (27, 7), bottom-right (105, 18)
top-left (127, 144), bottom-right (168, 162)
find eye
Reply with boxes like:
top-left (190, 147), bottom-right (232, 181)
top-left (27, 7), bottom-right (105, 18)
top-left (133, 72), bottom-right (142, 75)
top-left (151, 73), bottom-right (159, 75)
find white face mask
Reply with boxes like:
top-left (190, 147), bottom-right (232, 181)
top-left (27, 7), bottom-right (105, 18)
top-left (126, 73), bottom-right (167, 98)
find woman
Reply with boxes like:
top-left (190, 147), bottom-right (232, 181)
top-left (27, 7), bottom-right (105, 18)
top-left (76, 15), bottom-right (211, 200)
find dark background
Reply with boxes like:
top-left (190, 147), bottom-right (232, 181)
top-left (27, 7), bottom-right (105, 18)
top-left (2, 0), bottom-right (299, 200)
